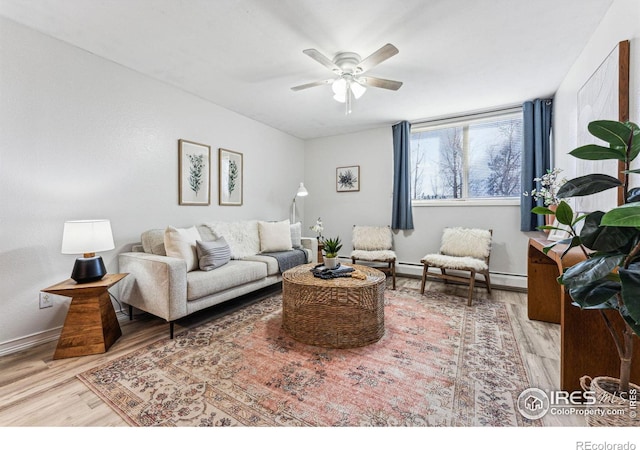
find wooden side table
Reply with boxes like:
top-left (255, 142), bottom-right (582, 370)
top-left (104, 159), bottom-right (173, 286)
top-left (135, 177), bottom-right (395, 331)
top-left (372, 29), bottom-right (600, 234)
top-left (42, 273), bottom-right (127, 359)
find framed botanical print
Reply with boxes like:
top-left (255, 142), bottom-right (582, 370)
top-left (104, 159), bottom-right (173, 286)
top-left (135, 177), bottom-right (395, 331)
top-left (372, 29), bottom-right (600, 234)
top-left (336, 165), bottom-right (360, 192)
top-left (178, 139), bottom-right (211, 206)
top-left (219, 148), bottom-right (243, 206)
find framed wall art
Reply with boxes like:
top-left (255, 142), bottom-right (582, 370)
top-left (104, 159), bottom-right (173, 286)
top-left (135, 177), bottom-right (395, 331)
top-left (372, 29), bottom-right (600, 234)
top-left (178, 139), bottom-right (211, 206)
top-left (219, 148), bottom-right (243, 206)
top-left (575, 40), bottom-right (629, 212)
top-left (336, 165), bottom-right (360, 192)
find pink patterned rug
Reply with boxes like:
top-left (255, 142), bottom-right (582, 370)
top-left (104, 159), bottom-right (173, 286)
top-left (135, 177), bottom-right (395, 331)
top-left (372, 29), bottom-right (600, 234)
top-left (77, 287), bottom-right (540, 426)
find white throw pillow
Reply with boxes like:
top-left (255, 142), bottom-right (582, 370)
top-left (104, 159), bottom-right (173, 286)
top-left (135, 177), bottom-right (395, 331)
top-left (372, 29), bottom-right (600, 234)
top-left (205, 220), bottom-right (260, 259)
top-left (164, 226), bottom-right (201, 271)
top-left (259, 220), bottom-right (293, 253)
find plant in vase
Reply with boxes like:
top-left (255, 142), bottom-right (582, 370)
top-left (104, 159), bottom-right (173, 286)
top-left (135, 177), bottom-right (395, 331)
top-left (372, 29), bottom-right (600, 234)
top-left (532, 120), bottom-right (640, 425)
top-left (523, 167), bottom-right (567, 227)
top-left (322, 236), bottom-right (342, 269)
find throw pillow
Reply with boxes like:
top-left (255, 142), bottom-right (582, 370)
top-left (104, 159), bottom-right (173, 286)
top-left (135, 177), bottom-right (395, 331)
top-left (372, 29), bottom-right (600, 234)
top-left (164, 226), bottom-right (201, 272)
top-left (290, 221), bottom-right (303, 249)
top-left (196, 237), bottom-right (231, 271)
top-left (258, 219), bottom-right (293, 253)
top-left (205, 220), bottom-right (260, 259)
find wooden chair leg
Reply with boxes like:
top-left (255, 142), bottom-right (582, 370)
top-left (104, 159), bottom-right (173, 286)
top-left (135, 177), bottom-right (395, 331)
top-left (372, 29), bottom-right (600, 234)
top-left (441, 267), bottom-right (448, 284)
top-left (390, 260), bottom-right (396, 290)
top-left (483, 270), bottom-right (492, 295)
top-left (352, 257), bottom-right (356, 265)
top-left (420, 264), bottom-right (428, 294)
top-left (467, 270), bottom-right (476, 306)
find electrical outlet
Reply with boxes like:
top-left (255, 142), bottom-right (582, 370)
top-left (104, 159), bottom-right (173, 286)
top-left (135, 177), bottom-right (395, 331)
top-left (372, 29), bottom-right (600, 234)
top-left (39, 292), bottom-right (53, 309)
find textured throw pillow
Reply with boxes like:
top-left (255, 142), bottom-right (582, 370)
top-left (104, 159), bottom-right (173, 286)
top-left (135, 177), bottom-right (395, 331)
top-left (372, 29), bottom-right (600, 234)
top-left (164, 226), bottom-right (201, 272)
top-left (290, 221), bottom-right (302, 249)
top-left (258, 220), bottom-right (293, 253)
top-left (196, 237), bottom-right (231, 271)
top-left (205, 220), bottom-right (260, 259)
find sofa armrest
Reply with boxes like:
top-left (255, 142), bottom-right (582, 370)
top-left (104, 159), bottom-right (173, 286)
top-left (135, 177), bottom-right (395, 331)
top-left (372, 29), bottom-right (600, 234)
top-left (118, 252), bottom-right (188, 322)
top-left (301, 237), bottom-right (318, 264)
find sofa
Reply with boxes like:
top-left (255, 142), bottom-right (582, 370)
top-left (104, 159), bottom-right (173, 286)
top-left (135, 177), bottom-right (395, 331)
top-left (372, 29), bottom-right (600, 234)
top-left (118, 219), bottom-right (317, 337)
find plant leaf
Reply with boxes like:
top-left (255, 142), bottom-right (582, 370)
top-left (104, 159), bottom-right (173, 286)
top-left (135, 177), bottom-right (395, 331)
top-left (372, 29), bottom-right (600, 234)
top-left (555, 200), bottom-right (574, 225)
top-left (557, 174), bottom-right (621, 198)
top-left (569, 144), bottom-right (626, 161)
top-left (580, 211), bottom-right (637, 252)
top-left (627, 188), bottom-right (640, 203)
top-left (531, 206), bottom-right (554, 215)
top-left (588, 120), bottom-right (633, 149)
top-left (568, 279), bottom-right (620, 308)
top-left (619, 264), bottom-right (640, 324)
top-left (562, 254), bottom-right (624, 290)
top-left (601, 203), bottom-right (640, 227)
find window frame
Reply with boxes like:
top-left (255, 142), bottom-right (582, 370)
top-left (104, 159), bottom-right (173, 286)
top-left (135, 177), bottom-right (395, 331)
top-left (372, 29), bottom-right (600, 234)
top-left (410, 106), bottom-right (523, 207)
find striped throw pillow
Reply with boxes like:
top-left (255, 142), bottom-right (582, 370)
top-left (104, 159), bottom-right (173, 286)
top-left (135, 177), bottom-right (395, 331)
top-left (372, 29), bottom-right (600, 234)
top-left (196, 237), bottom-right (231, 271)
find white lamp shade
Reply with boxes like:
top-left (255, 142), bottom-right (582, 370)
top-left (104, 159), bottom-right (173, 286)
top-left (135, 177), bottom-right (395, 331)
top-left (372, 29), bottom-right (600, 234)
top-left (296, 182), bottom-right (308, 197)
top-left (61, 219), bottom-right (115, 254)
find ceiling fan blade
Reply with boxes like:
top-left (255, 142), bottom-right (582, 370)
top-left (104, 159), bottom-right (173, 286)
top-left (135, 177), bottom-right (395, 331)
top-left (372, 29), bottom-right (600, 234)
top-left (303, 49), bottom-right (341, 73)
top-left (357, 43), bottom-right (399, 73)
top-left (360, 76), bottom-right (403, 91)
top-left (290, 79), bottom-right (334, 91)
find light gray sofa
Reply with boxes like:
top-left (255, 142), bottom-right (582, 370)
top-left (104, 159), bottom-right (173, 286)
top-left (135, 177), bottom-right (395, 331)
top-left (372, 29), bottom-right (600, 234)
top-left (118, 220), bottom-right (317, 337)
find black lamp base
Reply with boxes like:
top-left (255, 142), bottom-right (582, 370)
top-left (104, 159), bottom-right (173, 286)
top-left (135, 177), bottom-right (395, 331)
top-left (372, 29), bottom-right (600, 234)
top-left (71, 256), bottom-right (107, 283)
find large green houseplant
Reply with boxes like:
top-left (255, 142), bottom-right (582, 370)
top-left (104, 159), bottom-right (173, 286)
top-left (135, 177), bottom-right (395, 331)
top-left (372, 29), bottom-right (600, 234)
top-left (534, 120), bottom-right (640, 397)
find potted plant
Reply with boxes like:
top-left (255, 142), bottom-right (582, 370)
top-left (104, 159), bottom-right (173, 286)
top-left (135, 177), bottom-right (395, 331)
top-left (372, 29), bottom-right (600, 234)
top-left (523, 167), bottom-right (567, 228)
top-left (533, 120), bottom-right (640, 425)
top-left (322, 236), bottom-right (342, 269)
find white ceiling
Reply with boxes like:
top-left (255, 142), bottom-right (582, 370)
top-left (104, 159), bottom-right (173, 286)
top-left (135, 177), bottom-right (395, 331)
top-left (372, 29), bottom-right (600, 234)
top-left (0, 0), bottom-right (613, 140)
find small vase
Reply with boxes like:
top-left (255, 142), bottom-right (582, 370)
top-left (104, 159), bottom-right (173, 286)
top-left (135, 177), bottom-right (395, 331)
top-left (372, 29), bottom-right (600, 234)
top-left (324, 257), bottom-right (338, 269)
top-left (544, 204), bottom-right (558, 232)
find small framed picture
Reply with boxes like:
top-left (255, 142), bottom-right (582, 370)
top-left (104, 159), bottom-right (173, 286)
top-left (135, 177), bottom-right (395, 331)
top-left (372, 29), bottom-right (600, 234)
top-left (548, 219), bottom-right (571, 241)
top-left (219, 148), bottom-right (243, 206)
top-left (178, 139), bottom-right (211, 206)
top-left (336, 165), bottom-right (360, 192)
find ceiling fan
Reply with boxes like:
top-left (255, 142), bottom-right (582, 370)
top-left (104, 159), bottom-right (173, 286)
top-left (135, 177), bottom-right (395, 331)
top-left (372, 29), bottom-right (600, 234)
top-left (291, 43), bottom-right (403, 114)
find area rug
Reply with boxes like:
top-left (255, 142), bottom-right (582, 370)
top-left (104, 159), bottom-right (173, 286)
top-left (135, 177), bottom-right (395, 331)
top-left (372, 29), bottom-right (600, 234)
top-left (77, 287), bottom-right (540, 427)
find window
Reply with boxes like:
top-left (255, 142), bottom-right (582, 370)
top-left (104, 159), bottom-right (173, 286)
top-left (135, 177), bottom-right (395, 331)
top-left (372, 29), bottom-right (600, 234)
top-left (410, 108), bottom-right (523, 203)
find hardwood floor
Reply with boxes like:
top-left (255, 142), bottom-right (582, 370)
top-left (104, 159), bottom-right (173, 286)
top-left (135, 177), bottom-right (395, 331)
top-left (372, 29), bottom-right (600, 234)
top-left (0, 277), bottom-right (583, 427)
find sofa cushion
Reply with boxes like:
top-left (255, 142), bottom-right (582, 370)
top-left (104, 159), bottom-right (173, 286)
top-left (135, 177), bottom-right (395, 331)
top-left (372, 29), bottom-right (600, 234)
top-left (164, 226), bottom-right (201, 272)
top-left (205, 220), bottom-right (260, 259)
top-left (141, 229), bottom-right (166, 255)
top-left (290, 221), bottom-right (303, 249)
top-left (243, 254), bottom-right (280, 276)
top-left (196, 237), bottom-right (231, 271)
top-left (186, 260), bottom-right (268, 301)
top-left (259, 220), bottom-right (293, 253)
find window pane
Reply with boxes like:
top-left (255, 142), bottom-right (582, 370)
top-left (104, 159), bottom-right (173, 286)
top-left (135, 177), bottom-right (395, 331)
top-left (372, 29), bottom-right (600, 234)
top-left (410, 111), bottom-right (522, 201)
top-left (410, 127), bottom-right (464, 200)
top-left (468, 118), bottom-right (522, 198)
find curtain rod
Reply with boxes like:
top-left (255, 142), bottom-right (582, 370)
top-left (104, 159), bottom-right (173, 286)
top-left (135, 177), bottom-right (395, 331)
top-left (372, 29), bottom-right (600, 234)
top-left (411, 103), bottom-right (524, 128)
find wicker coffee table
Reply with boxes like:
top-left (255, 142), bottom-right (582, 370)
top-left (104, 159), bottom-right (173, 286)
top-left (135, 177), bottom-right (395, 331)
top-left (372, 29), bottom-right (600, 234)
top-left (282, 263), bottom-right (386, 348)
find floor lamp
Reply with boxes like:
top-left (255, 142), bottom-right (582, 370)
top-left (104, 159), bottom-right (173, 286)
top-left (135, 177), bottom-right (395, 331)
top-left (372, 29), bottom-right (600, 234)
top-left (290, 182), bottom-right (308, 224)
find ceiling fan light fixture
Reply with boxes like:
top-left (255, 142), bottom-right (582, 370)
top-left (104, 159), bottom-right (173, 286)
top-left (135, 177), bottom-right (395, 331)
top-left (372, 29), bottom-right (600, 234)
top-left (351, 80), bottom-right (366, 99)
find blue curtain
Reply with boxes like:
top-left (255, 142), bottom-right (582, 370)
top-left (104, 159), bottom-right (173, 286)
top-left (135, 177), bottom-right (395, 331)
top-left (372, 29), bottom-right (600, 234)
top-left (392, 120), bottom-right (414, 230)
top-left (521, 99), bottom-right (553, 231)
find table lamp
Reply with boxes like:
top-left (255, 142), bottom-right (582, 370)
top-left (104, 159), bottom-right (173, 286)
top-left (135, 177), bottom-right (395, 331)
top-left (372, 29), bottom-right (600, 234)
top-left (61, 219), bottom-right (115, 283)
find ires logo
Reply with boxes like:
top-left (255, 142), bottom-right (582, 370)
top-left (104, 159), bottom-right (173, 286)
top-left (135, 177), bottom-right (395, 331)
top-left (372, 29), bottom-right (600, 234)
top-left (517, 388), bottom-right (597, 420)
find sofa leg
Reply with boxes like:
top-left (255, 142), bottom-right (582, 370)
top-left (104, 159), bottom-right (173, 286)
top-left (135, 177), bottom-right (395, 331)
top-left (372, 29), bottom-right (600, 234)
top-left (128, 305), bottom-right (133, 321)
top-left (169, 321), bottom-right (174, 339)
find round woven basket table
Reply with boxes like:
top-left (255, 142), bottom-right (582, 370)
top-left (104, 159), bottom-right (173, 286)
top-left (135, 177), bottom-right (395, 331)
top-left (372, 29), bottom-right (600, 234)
top-left (282, 263), bottom-right (386, 348)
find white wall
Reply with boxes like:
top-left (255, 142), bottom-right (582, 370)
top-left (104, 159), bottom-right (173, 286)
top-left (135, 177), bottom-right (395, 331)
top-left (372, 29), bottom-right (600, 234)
top-left (554, 0), bottom-right (640, 178)
top-left (0, 18), bottom-right (304, 353)
top-left (304, 127), bottom-right (530, 286)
